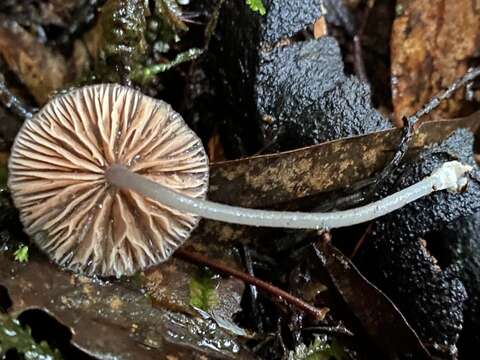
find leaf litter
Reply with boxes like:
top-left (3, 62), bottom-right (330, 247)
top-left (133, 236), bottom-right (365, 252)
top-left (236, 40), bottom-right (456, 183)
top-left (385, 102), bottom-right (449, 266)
top-left (1, 0), bottom-right (480, 359)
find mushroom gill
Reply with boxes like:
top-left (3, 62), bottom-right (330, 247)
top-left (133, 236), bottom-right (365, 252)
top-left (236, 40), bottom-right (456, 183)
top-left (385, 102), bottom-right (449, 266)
top-left (8, 84), bottom-right (209, 277)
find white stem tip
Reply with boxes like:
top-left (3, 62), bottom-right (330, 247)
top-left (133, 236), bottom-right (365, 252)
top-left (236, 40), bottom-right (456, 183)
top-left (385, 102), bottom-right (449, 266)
top-left (428, 160), bottom-right (472, 193)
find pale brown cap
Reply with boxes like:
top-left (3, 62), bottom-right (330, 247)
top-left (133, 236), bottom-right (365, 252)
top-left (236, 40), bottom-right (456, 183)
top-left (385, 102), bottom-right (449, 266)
top-left (8, 84), bottom-right (209, 277)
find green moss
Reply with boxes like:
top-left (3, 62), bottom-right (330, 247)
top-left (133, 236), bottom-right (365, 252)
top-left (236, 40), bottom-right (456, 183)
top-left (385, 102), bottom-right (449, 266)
top-left (246, 0), bottom-right (266, 15)
top-left (288, 336), bottom-right (345, 360)
top-left (93, 0), bottom-right (148, 84)
top-left (0, 313), bottom-right (62, 359)
top-left (131, 48), bottom-right (203, 84)
top-left (189, 269), bottom-right (219, 312)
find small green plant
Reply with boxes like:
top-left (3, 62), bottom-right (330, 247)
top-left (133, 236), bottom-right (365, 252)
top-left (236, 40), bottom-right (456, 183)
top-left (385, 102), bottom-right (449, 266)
top-left (189, 269), bottom-right (219, 312)
top-left (14, 245), bottom-right (29, 263)
top-left (246, 0), bottom-right (266, 15)
top-left (395, 3), bottom-right (404, 16)
top-left (288, 336), bottom-right (345, 360)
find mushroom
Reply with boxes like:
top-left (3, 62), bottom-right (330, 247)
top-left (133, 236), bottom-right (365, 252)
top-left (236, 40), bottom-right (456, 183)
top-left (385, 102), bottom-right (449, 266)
top-left (8, 84), bottom-right (209, 276)
top-left (8, 84), bottom-right (472, 277)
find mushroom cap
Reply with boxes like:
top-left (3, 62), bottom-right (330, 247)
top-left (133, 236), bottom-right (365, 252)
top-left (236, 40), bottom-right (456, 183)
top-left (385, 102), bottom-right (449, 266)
top-left (8, 84), bottom-right (209, 277)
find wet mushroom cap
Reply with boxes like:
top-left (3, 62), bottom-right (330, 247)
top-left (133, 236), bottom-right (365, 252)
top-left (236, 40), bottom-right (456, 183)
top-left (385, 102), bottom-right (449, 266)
top-left (8, 84), bottom-right (209, 277)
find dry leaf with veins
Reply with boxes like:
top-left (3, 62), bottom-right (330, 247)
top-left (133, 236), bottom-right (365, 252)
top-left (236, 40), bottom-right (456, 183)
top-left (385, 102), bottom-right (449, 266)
top-left (8, 84), bottom-right (209, 277)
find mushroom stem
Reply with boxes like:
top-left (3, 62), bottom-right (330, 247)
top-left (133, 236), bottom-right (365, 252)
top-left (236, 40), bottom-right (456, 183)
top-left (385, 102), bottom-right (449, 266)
top-left (106, 161), bottom-right (472, 230)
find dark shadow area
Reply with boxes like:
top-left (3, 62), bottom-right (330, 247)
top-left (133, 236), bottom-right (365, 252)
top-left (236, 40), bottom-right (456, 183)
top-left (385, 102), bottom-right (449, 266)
top-left (0, 285), bottom-right (12, 312)
top-left (17, 309), bottom-right (94, 360)
top-left (421, 230), bottom-right (454, 270)
top-left (4, 348), bottom-right (20, 360)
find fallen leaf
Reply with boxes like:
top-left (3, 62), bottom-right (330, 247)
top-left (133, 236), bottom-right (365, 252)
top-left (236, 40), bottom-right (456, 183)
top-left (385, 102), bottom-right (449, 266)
top-left (0, 17), bottom-right (68, 105)
top-left (0, 250), bottom-right (252, 359)
top-left (391, 0), bottom-right (480, 125)
top-left (207, 114), bottom-right (479, 208)
top-left (314, 239), bottom-right (431, 359)
top-left (143, 252), bottom-right (247, 337)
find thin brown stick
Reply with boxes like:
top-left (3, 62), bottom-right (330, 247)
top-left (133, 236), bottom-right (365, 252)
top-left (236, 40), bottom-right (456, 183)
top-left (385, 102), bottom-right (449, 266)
top-left (350, 223), bottom-right (373, 259)
top-left (366, 65), bottom-right (480, 197)
top-left (353, 0), bottom-right (375, 82)
top-left (175, 248), bottom-right (329, 321)
top-left (353, 35), bottom-right (368, 83)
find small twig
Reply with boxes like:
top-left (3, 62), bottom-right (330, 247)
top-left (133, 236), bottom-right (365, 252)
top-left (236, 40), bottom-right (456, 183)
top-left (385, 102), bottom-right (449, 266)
top-left (301, 324), bottom-right (354, 337)
top-left (350, 223), bottom-right (373, 259)
top-left (276, 318), bottom-right (288, 354)
top-left (353, 0), bottom-right (375, 82)
top-left (410, 67), bottom-right (480, 122)
top-left (175, 248), bottom-right (329, 321)
top-left (251, 334), bottom-right (275, 353)
top-left (0, 74), bottom-right (36, 119)
top-left (239, 244), bottom-right (263, 331)
top-left (353, 35), bottom-right (368, 83)
top-left (371, 66), bottom-right (480, 191)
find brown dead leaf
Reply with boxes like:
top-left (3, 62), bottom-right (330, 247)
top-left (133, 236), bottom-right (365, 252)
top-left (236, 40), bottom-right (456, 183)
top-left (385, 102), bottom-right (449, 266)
top-left (207, 114), bottom-right (479, 208)
top-left (0, 17), bottom-right (68, 105)
top-left (391, 0), bottom-right (480, 125)
top-left (314, 239), bottom-right (432, 359)
top-left (0, 251), bottom-right (251, 359)
top-left (143, 257), bottom-right (244, 321)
